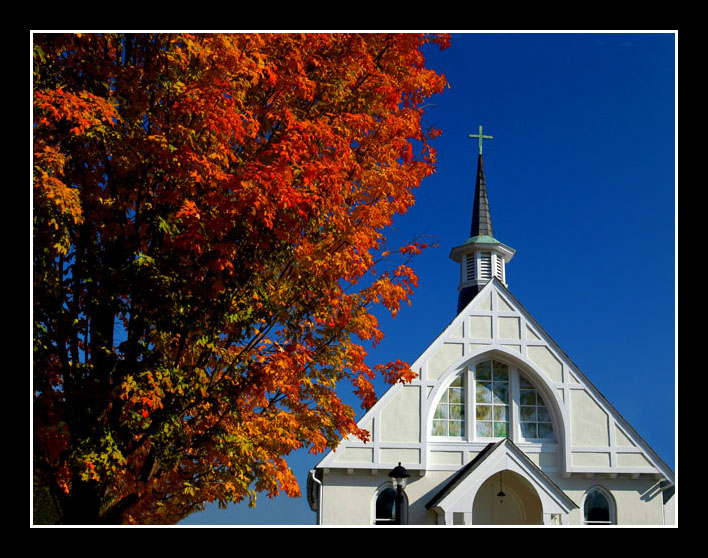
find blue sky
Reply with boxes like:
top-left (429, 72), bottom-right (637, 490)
top-left (179, 31), bottom-right (676, 526)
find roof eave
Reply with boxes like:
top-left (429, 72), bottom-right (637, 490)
top-left (449, 238), bottom-right (516, 263)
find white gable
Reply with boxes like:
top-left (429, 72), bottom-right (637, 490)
top-left (426, 439), bottom-right (578, 524)
top-left (315, 279), bottom-right (673, 485)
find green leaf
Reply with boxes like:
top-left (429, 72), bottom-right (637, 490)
top-left (134, 251), bottom-right (154, 267)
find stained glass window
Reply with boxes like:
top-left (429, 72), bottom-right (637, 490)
top-left (432, 375), bottom-right (465, 437)
top-left (431, 359), bottom-right (554, 443)
top-left (518, 376), bottom-right (554, 440)
top-left (475, 360), bottom-right (509, 438)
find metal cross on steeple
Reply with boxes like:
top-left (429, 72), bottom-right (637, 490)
top-left (468, 125), bottom-right (493, 155)
top-left (451, 124), bottom-right (515, 314)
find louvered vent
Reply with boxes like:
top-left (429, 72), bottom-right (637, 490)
top-left (479, 252), bottom-right (492, 280)
top-left (465, 253), bottom-right (476, 281)
top-left (495, 254), bottom-right (504, 281)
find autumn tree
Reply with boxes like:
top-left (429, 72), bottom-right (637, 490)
top-left (32, 32), bottom-right (449, 524)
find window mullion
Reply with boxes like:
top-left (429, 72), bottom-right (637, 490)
top-left (466, 366), bottom-right (473, 442)
top-left (511, 367), bottom-right (519, 442)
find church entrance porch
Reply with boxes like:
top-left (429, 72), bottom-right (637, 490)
top-left (425, 439), bottom-right (577, 525)
top-left (472, 470), bottom-right (542, 525)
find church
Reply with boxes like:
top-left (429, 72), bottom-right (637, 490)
top-left (306, 127), bottom-right (675, 526)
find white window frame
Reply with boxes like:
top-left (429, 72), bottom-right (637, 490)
top-left (372, 484), bottom-right (408, 525)
top-left (431, 374), bottom-right (467, 440)
top-left (582, 486), bottom-right (616, 525)
top-left (430, 358), bottom-right (556, 445)
top-left (472, 360), bottom-right (511, 440)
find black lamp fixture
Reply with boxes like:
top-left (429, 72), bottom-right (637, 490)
top-left (388, 462), bottom-right (411, 524)
top-left (388, 462), bottom-right (411, 489)
top-left (497, 471), bottom-right (506, 504)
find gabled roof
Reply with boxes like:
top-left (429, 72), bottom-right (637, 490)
top-left (425, 438), bottom-right (578, 512)
top-left (314, 277), bottom-right (674, 486)
top-left (485, 280), bottom-right (676, 484)
top-left (425, 441), bottom-right (500, 509)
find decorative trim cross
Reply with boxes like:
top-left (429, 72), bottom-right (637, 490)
top-left (469, 125), bottom-right (493, 155)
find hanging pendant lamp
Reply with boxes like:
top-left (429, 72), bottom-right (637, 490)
top-left (497, 471), bottom-right (506, 504)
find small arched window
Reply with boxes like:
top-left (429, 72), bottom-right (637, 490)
top-left (374, 487), bottom-right (397, 525)
top-left (583, 487), bottom-right (615, 525)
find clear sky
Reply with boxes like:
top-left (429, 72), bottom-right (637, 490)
top-left (179, 31), bottom-right (676, 526)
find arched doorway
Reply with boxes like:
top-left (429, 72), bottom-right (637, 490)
top-left (472, 470), bottom-right (543, 525)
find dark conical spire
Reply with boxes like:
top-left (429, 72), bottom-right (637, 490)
top-left (451, 126), bottom-right (515, 315)
top-left (456, 153), bottom-right (493, 314)
top-left (470, 154), bottom-right (493, 238)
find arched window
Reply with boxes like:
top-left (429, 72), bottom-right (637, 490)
top-left (475, 360), bottom-right (509, 438)
top-left (518, 375), bottom-right (553, 440)
top-left (432, 375), bottom-right (465, 437)
top-left (431, 359), bottom-right (555, 443)
top-left (374, 487), bottom-right (397, 525)
top-left (583, 487), bottom-right (615, 525)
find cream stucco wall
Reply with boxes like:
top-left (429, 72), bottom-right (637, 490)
top-left (560, 476), bottom-right (669, 525)
top-left (427, 343), bottom-right (464, 381)
top-left (318, 469), bottom-right (672, 525)
top-left (570, 389), bottom-right (610, 447)
top-left (469, 316), bottom-right (492, 339)
top-left (498, 316), bottom-right (520, 340)
top-left (379, 385), bottom-right (421, 443)
top-left (320, 470), bottom-right (448, 525)
top-left (527, 345), bottom-right (563, 383)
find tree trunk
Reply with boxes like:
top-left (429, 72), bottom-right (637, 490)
top-left (62, 473), bottom-right (101, 524)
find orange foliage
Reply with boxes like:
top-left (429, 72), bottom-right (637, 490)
top-left (33, 32), bottom-right (449, 524)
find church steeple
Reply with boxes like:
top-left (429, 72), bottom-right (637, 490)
top-left (450, 126), bottom-right (516, 314)
top-left (470, 153), bottom-right (493, 238)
